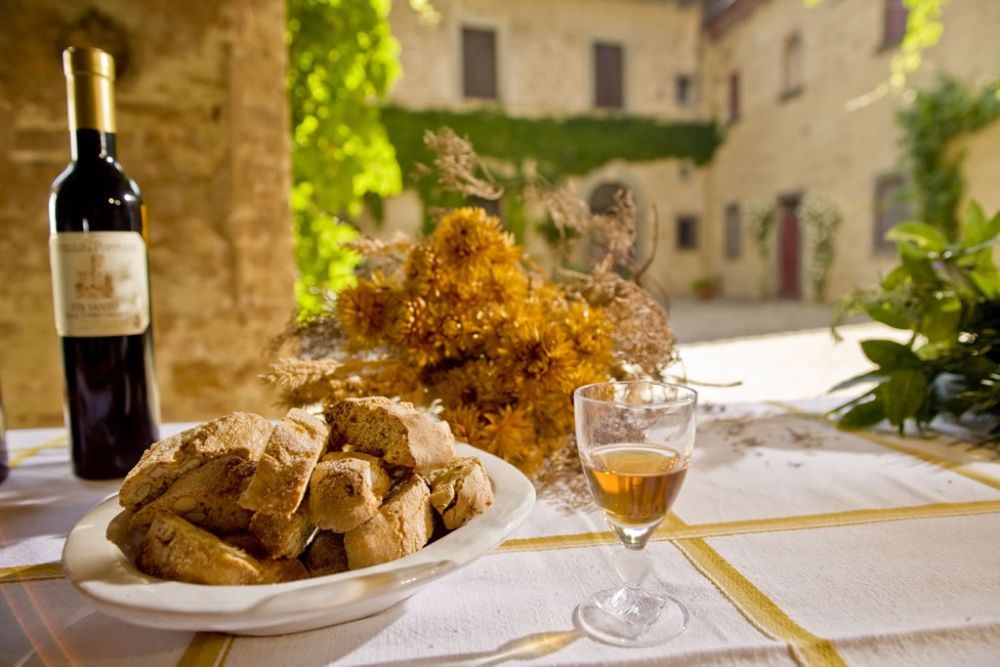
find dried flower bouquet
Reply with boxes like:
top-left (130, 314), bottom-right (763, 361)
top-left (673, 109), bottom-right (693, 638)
top-left (266, 129), bottom-right (678, 480)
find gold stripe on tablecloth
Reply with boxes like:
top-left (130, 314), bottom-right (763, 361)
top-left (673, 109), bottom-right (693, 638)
top-left (178, 633), bottom-right (235, 667)
top-left (672, 529), bottom-right (847, 667)
top-left (494, 499), bottom-right (1000, 553)
top-left (0, 563), bottom-right (64, 584)
top-left (10, 434), bottom-right (69, 467)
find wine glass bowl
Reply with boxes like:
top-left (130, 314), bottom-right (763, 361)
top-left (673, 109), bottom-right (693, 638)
top-left (573, 380), bottom-right (698, 647)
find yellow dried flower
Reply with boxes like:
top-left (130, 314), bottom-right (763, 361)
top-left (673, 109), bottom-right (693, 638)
top-left (433, 207), bottom-right (518, 267)
top-left (336, 273), bottom-right (396, 348)
top-left (270, 200), bottom-right (676, 477)
top-left (482, 406), bottom-right (536, 466)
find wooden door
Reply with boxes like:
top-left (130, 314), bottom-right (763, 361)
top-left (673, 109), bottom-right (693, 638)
top-left (778, 200), bottom-right (801, 300)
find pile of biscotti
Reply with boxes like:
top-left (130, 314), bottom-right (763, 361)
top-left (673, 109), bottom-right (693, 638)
top-left (118, 397), bottom-right (494, 586)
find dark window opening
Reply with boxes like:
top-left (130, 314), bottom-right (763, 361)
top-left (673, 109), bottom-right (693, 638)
top-left (728, 71), bottom-right (741, 123)
top-left (883, 0), bottom-right (909, 47)
top-left (677, 215), bottom-right (698, 250)
top-left (782, 34), bottom-right (804, 97)
top-left (462, 27), bottom-right (497, 99)
top-left (676, 75), bottom-right (692, 106)
top-left (724, 203), bottom-right (741, 259)
top-left (594, 42), bottom-right (623, 109)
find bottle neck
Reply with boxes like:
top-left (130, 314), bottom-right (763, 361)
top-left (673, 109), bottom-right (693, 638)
top-left (71, 128), bottom-right (116, 161)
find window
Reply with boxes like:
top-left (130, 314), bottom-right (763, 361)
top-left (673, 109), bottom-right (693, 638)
top-left (728, 71), bottom-right (741, 123)
top-left (677, 215), bottom-right (698, 250)
top-left (462, 27), bottom-right (497, 99)
top-left (883, 0), bottom-right (909, 47)
top-left (874, 173), bottom-right (910, 254)
top-left (676, 75), bottom-right (692, 106)
top-left (594, 42), bottom-right (623, 109)
top-left (724, 203), bottom-right (741, 259)
top-left (781, 34), bottom-right (804, 97)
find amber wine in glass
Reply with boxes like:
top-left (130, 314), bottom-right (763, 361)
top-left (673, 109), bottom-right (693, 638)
top-left (574, 381), bottom-right (697, 646)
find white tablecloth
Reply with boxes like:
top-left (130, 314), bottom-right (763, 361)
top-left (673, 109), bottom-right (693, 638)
top-left (3, 400), bottom-right (1000, 666)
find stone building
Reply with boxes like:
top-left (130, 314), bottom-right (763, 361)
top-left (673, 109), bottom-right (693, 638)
top-left (701, 0), bottom-right (1000, 301)
top-left (381, 0), bottom-right (1000, 302)
top-left (0, 0), bottom-right (294, 428)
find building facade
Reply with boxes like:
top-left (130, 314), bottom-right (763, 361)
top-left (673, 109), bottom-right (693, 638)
top-left (382, 0), bottom-right (1000, 302)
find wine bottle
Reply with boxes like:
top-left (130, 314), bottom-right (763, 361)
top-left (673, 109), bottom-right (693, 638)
top-left (49, 47), bottom-right (160, 479)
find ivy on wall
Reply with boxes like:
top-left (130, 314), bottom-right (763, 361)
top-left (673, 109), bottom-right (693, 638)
top-left (897, 76), bottom-right (1000, 238)
top-left (379, 105), bottom-right (724, 234)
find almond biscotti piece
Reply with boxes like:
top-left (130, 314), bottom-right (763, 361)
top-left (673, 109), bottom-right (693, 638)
top-left (128, 456), bottom-right (257, 534)
top-left (302, 530), bottom-right (349, 577)
top-left (309, 452), bottom-right (392, 533)
top-left (249, 504), bottom-right (316, 559)
top-left (120, 412), bottom-right (273, 512)
top-left (239, 408), bottom-right (329, 517)
top-left (343, 474), bottom-right (435, 570)
top-left (424, 456), bottom-right (494, 530)
top-left (326, 397), bottom-right (456, 470)
top-left (137, 513), bottom-right (282, 585)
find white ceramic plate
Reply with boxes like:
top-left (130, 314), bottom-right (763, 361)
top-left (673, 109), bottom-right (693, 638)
top-left (62, 444), bottom-right (535, 636)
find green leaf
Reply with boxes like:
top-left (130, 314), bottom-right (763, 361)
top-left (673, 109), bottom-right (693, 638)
top-left (829, 370), bottom-right (888, 393)
top-left (899, 242), bottom-right (939, 285)
top-left (837, 399), bottom-right (886, 430)
top-left (886, 221), bottom-right (949, 254)
top-left (861, 339), bottom-right (922, 369)
top-left (960, 200), bottom-right (1000, 247)
top-left (882, 369), bottom-right (929, 427)
top-left (881, 265), bottom-right (911, 291)
top-left (919, 292), bottom-right (962, 343)
top-left (863, 300), bottom-right (913, 330)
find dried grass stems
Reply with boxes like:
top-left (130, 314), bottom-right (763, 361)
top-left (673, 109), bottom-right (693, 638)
top-left (265, 128), bottom-right (679, 502)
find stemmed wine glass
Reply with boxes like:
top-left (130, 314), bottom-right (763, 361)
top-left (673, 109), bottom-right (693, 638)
top-left (573, 380), bottom-right (698, 647)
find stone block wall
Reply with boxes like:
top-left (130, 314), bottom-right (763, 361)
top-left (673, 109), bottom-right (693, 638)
top-left (0, 0), bottom-right (296, 428)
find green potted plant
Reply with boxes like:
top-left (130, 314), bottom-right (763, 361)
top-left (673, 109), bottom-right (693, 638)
top-left (691, 276), bottom-right (719, 301)
top-left (832, 201), bottom-right (1000, 442)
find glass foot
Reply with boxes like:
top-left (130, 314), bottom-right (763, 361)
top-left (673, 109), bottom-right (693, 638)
top-left (574, 585), bottom-right (688, 647)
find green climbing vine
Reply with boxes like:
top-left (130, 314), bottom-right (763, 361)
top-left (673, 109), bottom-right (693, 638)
top-left (798, 194), bottom-right (841, 301)
top-left (897, 77), bottom-right (1000, 238)
top-left (379, 105), bottom-right (724, 234)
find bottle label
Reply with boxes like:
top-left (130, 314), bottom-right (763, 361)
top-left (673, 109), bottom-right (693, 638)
top-left (49, 231), bottom-right (151, 337)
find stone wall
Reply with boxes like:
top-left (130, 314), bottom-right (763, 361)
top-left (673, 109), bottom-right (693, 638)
top-left (0, 0), bottom-right (295, 428)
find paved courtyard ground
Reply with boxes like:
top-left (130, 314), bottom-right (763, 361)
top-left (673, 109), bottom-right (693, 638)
top-left (664, 298), bottom-right (910, 405)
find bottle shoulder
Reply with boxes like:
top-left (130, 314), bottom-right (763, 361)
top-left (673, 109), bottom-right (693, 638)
top-left (50, 158), bottom-right (144, 233)
top-left (51, 157), bottom-right (140, 196)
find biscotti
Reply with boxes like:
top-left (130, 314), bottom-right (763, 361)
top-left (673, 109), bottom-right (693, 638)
top-left (239, 408), bottom-right (329, 517)
top-left (343, 475), bottom-right (435, 570)
top-left (120, 412), bottom-right (273, 512)
top-left (249, 505), bottom-right (316, 559)
top-left (137, 513), bottom-right (307, 585)
top-left (326, 397), bottom-right (456, 469)
top-left (302, 530), bottom-right (349, 577)
top-left (309, 452), bottom-right (392, 533)
top-left (125, 399), bottom-right (495, 586)
top-left (424, 456), bottom-right (494, 530)
top-left (129, 455), bottom-right (256, 534)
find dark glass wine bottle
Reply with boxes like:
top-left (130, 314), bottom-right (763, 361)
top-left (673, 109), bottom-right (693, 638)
top-left (49, 47), bottom-right (160, 479)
